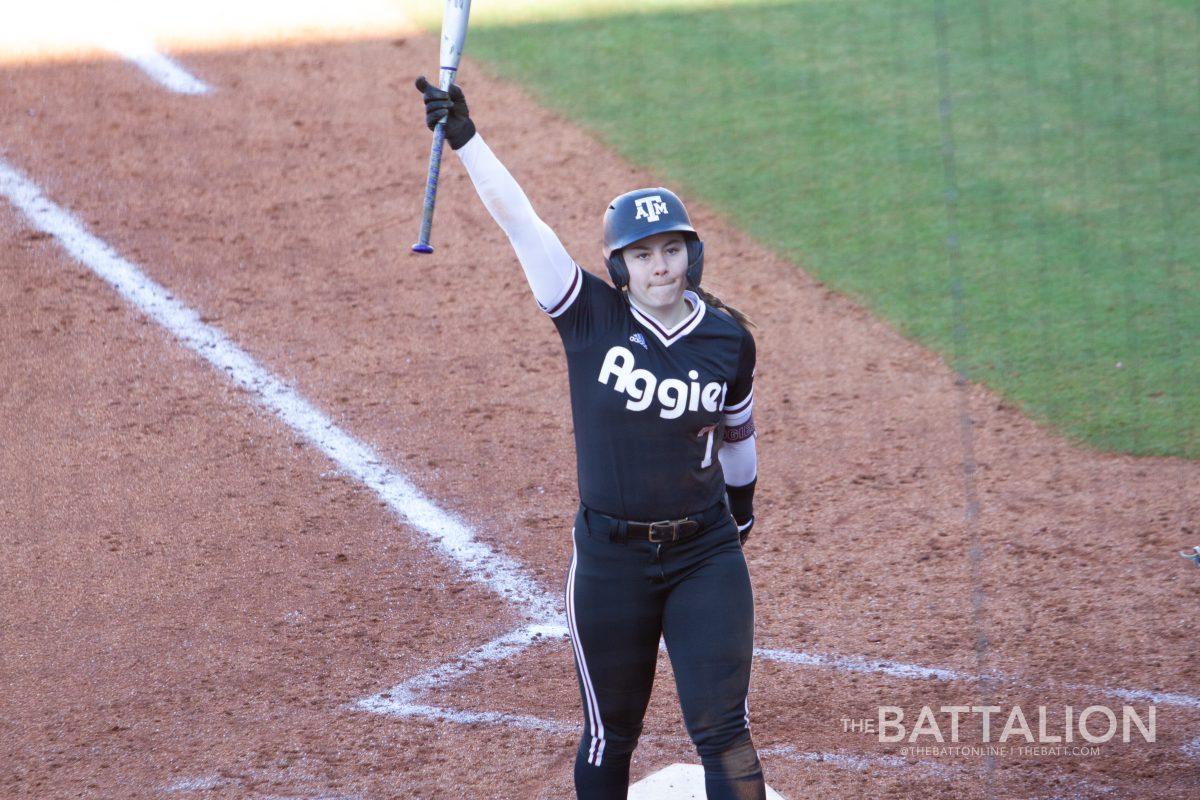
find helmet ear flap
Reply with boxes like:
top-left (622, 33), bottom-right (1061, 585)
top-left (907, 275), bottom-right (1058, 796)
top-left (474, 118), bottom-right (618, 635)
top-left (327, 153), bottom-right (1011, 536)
top-left (685, 238), bottom-right (705, 288)
top-left (605, 251), bottom-right (630, 289)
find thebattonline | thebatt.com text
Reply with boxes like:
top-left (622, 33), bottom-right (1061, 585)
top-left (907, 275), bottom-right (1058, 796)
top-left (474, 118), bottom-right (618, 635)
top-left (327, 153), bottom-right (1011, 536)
top-left (900, 745), bottom-right (1103, 758)
top-left (840, 705), bottom-right (1155, 744)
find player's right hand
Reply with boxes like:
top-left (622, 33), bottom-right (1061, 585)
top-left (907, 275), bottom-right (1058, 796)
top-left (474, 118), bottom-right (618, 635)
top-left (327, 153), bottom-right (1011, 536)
top-left (415, 75), bottom-right (476, 150)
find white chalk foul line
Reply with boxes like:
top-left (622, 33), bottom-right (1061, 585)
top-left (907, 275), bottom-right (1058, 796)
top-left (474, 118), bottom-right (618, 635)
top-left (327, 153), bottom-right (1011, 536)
top-left (163, 776), bottom-right (224, 792)
top-left (0, 158), bottom-right (556, 623)
top-left (356, 622), bottom-right (568, 714)
top-left (755, 646), bottom-right (960, 682)
top-left (1085, 684), bottom-right (1200, 710)
top-left (161, 774), bottom-right (362, 798)
top-left (102, 34), bottom-right (212, 95)
top-left (755, 648), bottom-right (1200, 710)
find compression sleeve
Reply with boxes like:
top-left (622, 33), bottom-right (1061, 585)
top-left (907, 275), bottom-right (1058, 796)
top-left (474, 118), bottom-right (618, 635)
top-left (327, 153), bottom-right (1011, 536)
top-left (455, 134), bottom-right (579, 312)
top-left (718, 435), bottom-right (757, 488)
top-left (720, 430), bottom-right (756, 527)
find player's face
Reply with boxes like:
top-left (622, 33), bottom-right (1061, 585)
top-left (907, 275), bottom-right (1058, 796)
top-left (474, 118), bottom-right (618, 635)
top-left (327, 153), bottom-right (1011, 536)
top-left (623, 232), bottom-right (689, 313)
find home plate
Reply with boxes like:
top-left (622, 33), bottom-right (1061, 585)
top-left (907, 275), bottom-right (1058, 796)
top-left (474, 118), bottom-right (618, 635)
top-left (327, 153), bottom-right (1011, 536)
top-left (629, 764), bottom-right (787, 799)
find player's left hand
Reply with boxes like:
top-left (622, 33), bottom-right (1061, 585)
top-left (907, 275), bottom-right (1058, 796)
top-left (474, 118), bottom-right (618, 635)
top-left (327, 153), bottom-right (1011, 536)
top-left (414, 75), bottom-right (476, 150)
top-left (735, 515), bottom-right (754, 545)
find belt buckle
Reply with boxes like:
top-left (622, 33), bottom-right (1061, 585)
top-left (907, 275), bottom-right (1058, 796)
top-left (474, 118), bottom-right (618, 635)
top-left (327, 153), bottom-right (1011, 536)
top-left (647, 520), bottom-right (678, 543)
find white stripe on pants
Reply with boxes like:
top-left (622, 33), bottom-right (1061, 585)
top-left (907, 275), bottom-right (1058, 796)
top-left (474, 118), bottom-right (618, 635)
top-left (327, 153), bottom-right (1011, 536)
top-left (566, 527), bottom-right (606, 765)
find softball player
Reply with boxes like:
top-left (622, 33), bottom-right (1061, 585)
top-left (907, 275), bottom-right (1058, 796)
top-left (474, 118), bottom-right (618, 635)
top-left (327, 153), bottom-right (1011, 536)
top-left (417, 78), bottom-right (765, 800)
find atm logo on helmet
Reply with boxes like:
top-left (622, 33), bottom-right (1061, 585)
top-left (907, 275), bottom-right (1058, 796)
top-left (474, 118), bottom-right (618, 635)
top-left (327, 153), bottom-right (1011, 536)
top-left (634, 195), bottom-right (669, 223)
top-left (598, 345), bottom-right (725, 419)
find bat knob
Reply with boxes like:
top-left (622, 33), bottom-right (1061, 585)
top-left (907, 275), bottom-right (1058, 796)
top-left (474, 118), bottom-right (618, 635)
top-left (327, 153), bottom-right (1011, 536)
top-left (411, 243), bottom-right (435, 254)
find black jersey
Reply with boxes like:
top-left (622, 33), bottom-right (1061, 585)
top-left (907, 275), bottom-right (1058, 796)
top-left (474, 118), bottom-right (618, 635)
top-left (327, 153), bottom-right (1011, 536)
top-left (544, 265), bottom-right (755, 521)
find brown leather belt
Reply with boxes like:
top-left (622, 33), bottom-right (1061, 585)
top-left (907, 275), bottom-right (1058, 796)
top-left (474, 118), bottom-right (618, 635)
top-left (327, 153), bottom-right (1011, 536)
top-left (582, 501), bottom-right (731, 544)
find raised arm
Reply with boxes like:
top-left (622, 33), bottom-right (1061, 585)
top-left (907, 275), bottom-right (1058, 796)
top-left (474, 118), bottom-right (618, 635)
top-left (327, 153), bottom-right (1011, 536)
top-left (455, 135), bottom-right (579, 310)
top-left (415, 77), bottom-right (578, 313)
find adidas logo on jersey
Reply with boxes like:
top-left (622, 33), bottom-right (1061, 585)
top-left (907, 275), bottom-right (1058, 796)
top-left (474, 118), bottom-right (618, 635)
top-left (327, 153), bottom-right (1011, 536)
top-left (629, 333), bottom-right (648, 350)
top-left (634, 195), bottom-right (669, 223)
top-left (598, 345), bottom-right (725, 419)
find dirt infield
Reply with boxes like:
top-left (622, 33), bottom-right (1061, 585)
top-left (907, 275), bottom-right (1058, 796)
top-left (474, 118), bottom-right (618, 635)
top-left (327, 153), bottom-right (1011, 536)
top-left (2, 31), bottom-right (1198, 800)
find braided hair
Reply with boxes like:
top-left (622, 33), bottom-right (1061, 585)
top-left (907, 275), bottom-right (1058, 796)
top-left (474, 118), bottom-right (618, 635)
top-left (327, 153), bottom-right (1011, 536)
top-left (694, 286), bottom-right (754, 330)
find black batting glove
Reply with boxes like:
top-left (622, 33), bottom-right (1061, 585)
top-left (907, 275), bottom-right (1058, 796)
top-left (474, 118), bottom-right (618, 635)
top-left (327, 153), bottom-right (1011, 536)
top-left (415, 75), bottom-right (476, 150)
top-left (735, 516), bottom-right (755, 546)
top-left (726, 477), bottom-right (757, 545)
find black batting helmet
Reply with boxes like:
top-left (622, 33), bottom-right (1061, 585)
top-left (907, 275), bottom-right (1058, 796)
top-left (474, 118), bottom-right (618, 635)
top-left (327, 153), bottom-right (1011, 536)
top-left (602, 187), bottom-right (705, 289)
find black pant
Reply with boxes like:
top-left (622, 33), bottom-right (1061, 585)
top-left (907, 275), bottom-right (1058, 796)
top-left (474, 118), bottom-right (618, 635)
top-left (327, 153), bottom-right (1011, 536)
top-left (564, 504), bottom-right (766, 800)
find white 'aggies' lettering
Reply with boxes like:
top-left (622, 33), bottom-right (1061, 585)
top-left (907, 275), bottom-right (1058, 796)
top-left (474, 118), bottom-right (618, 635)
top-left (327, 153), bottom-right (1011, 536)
top-left (597, 345), bottom-right (724, 419)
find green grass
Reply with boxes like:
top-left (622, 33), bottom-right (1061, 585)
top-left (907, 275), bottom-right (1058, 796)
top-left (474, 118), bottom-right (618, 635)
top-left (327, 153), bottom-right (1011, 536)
top-left (449, 0), bottom-right (1200, 457)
